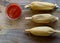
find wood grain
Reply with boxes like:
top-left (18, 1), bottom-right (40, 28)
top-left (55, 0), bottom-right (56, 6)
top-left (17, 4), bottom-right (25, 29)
top-left (0, 0), bottom-right (60, 43)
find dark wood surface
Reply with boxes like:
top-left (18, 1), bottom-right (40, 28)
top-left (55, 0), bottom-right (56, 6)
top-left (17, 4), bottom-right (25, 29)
top-left (0, 0), bottom-right (60, 43)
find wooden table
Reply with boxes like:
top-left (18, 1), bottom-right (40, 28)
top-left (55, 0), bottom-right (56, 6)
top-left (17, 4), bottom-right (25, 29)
top-left (0, 0), bottom-right (60, 43)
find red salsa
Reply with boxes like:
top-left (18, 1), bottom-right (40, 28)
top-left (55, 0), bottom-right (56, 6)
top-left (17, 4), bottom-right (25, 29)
top-left (6, 3), bottom-right (22, 19)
